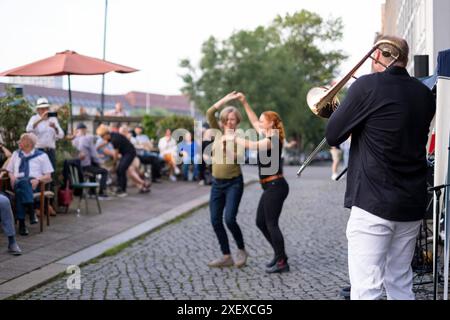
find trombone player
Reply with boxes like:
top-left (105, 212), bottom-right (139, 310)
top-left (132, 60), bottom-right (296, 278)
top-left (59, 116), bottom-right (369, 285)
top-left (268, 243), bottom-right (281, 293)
top-left (325, 35), bottom-right (435, 300)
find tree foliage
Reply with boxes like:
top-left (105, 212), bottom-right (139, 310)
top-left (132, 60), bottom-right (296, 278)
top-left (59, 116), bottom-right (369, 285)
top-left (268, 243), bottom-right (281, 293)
top-left (142, 114), bottom-right (195, 140)
top-left (0, 86), bottom-right (33, 150)
top-left (180, 10), bottom-right (347, 151)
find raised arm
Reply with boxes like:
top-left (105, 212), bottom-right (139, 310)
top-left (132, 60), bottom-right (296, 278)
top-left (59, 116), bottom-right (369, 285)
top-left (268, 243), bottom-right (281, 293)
top-left (0, 144), bottom-right (12, 158)
top-left (206, 92), bottom-right (241, 129)
top-left (236, 93), bottom-right (260, 134)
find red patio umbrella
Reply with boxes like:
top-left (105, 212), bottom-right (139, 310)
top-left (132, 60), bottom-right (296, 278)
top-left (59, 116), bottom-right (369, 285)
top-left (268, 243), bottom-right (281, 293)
top-left (0, 50), bottom-right (138, 130)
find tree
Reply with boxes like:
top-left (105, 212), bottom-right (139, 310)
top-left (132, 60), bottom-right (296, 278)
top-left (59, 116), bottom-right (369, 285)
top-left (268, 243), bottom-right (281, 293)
top-left (180, 10), bottom-right (347, 151)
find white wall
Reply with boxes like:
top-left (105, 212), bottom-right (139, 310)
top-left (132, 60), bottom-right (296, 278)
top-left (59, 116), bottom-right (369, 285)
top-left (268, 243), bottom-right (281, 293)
top-left (433, 0), bottom-right (450, 71)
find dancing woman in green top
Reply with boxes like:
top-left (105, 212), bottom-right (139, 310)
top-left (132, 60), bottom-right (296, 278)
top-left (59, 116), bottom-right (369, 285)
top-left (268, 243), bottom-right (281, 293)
top-left (206, 92), bottom-right (248, 269)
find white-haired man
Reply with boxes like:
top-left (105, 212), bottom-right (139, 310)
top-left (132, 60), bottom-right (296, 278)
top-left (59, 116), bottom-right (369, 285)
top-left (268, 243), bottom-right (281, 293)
top-left (26, 97), bottom-right (64, 171)
top-left (6, 133), bottom-right (53, 235)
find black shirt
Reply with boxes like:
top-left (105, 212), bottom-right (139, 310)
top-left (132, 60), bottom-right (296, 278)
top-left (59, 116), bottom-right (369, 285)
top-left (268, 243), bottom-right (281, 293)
top-left (326, 66), bottom-right (436, 222)
top-left (258, 135), bottom-right (283, 180)
top-left (110, 132), bottom-right (136, 156)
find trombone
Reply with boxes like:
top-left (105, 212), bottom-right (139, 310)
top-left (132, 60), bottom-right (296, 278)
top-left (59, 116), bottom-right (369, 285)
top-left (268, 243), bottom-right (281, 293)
top-left (297, 39), bottom-right (402, 177)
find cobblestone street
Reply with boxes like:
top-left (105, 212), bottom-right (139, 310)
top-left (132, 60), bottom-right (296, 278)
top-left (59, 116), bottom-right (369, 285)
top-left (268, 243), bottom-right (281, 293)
top-left (18, 166), bottom-right (434, 300)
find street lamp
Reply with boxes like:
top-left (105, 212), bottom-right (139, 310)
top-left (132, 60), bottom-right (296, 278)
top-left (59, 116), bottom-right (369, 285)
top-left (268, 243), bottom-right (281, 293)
top-left (100, 0), bottom-right (108, 116)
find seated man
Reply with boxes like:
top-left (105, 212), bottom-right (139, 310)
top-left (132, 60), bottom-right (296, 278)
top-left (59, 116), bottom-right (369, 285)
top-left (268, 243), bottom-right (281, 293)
top-left (0, 194), bottom-right (22, 255)
top-left (72, 123), bottom-right (109, 200)
top-left (131, 126), bottom-right (163, 183)
top-left (6, 133), bottom-right (53, 236)
top-left (178, 132), bottom-right (200, 181)
top-left (95, 131), bottom-right (116, 171)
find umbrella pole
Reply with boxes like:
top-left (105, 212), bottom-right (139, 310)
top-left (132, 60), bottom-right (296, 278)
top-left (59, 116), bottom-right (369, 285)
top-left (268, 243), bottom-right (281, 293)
top-left (68, 74), bottom-right (73, 134)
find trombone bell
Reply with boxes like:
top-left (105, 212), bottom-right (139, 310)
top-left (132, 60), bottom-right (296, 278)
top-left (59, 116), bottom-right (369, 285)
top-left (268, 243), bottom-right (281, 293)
top-left (306, 86), bottom-right (339, 119)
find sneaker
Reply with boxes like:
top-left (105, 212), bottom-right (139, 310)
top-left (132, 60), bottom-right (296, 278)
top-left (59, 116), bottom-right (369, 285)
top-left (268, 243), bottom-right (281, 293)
top-left (265, 256), bottom-right (277, 268)
top-left (266, 258), bottom-right (289, 274)
top-left (98, 194), bottom-right (111, 200)
top-left (29, 213), bottom-right (38, 225)
top-left (174, 167), bottom-right (181, 175)
top-left (207, 255), bottom-right (234, 268)
top-left (331, 173), bottom-right (339, 181)
top-left (139, 187), bottom-right (151, 194)
top-left (8, 243), bottom-right (22, 256)
top-left (18, 223), bottom-right (29, 236)
top-left (340, 286), bottom-right (351, 300)
top-left (169, 175), bottom-right (177, 182)
top-left (116, 191), bottom-right (128, 198)
top-left (198, 180), bottom-right (205, 186)
top-left (234, 249), bottom-right (248, 268)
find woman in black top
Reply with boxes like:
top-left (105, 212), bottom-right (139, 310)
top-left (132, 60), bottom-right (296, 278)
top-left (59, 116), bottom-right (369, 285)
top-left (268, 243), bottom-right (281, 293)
top-left (224, 93), bottom-right (290, 273)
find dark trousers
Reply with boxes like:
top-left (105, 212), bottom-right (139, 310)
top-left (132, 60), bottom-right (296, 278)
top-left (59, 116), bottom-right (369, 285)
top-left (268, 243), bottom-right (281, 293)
top-left (199, 162), bottom-right (206, 180)
top-left (182, 163), bottom-right (200, 181)
top-left (209, 175), bottom-right (244, 255)
top-left (14, 178), bottom-right (37, 220)
top-left (39, 148), bottom-right (56, 170)
top-left (137, 153), bottom-right (162, 180)
top-left (82, 164), bottom-right (108, 194)
top-left (117, 153), bottom-right (135, 192)
top-left (256, 177), bottom-right (289, 261)
top-left (39, 147), bottom-right (56, 196)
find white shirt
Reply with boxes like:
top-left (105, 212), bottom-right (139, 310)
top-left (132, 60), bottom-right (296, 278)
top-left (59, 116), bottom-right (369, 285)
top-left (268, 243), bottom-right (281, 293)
top-left (72, 134), bottom-right (99, 167)
top-left (158, 136), bottom-right (177, 156)
top-left (6, 149), bottom-right (54, 178)
top-left (26, 114), bottom-right (64, 149)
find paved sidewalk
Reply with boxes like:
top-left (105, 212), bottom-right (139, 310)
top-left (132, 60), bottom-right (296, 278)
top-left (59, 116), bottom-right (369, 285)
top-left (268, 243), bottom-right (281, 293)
top-left (0, 169), bottom-right (259, 299)
top-left (17, 165), bottom-right (436, 300)
top-left (18, 165), bottom-right (352, 300)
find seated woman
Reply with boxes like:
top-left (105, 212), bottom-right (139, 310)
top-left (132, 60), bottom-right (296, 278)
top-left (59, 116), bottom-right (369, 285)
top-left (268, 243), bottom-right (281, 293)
top-left (158, 129), bottom-right (180, 182)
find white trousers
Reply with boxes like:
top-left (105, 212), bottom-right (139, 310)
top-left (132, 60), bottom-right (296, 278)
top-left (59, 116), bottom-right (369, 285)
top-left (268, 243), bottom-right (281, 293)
top-left (346, 206), bottom-right (421, 300)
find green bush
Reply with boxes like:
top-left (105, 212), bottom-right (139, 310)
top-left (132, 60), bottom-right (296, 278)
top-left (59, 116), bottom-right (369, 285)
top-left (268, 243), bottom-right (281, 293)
top-left (141, 114), bottom-right (195, 141)
top-left (141, 115), bottom-right (159, 139)
top-left (0, 86), bottom-right (34, 150)
top-left (156, 115), bottom-right (194, 137)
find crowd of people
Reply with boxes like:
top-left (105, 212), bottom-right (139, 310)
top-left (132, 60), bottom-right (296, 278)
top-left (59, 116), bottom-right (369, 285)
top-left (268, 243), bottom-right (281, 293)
top-left (0, 99), bottom-right (217, 255)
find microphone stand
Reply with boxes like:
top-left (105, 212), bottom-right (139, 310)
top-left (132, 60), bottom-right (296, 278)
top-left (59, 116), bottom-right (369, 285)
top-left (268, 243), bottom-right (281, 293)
top-left (335, 167), bottom-right (348, 181)
top-left (428, 183), bottom-right (450, 300)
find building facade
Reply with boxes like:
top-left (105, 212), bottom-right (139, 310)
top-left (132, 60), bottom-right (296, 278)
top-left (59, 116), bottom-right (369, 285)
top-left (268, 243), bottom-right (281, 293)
top-left (9, 76), bottom-right (63, 89)
top-left (0, 82), bottom-right (195, 118)
top-left (382, 0), bottom-right (450, 75)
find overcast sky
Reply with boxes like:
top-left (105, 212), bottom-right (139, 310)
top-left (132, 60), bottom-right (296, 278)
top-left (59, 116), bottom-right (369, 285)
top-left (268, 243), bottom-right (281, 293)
top-left (0, 0), bottom-right (385, 95)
